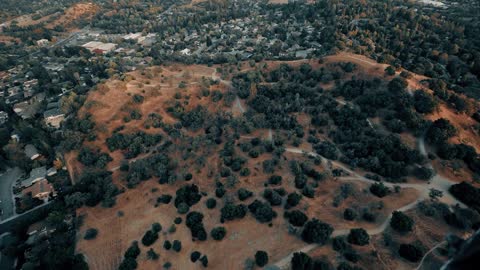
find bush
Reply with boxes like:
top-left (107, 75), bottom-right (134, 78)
top-left (206, 198), bottom-right (217, 209)
top-left (398, 243), bottom-right (424, 262)
top-left (84, 228), bottom-right (98, 240)
top-left (200, 255), bottom-right (209, 267)
top-left (163, 240), bottom-right (172, 250)
top-left (268, 175), bottom-right (282, 185)
top-left (152, 223), bottom-right (162, 233)
top-left (238, 188), bottom-right (253, 201)
top-left (157, 194), bottom-right (172, 204)
top-left (332, 236), bottom-right (349, 252)
top-left (390, 211), bottom-right (414, 233)
top-left (255, 250), bottom-right (269, 267)
top-left (291, 252), bottom-right (312, 270)
top-left (175, 184), bottom-right (201, 208)
top-left (119, 257), bottom-right (137, 270)
top-left (343, 208), bottom-right (357, 221)
top-left (221, 203), bottom-right (248, 221)
top-left (142, 230), bottom-right (158, 246)
top-left (449, 182), bottom-right (480, 213)
top-left (172, 240), bottom-right (182, 252)
top-left (124, 241), bottom-right (140, 259)
top-left (347, 228), bottom-right (370, 246)
top-left (285, 192), bottom-right (302, 209)
top-left (147, 248), bottom-right (159, 260)
top-left (191, 251), bottom-right (201, 262)
top-left (186, 211), bottom-right (207, 240)
top-left (248, 200), bottom-right (277, 223)
top-left (211, 227), bottom-right (226, 240)
top-left (285, 210), bottom-right (308, 227)
top-left (369, 182), bottom-right (390, 198)
top-left (177, 202), bottom-right (190, 214)
top-left (263, 189), bottom-right (283, 206)
top-left (301, 219), bottom-right (333, 244)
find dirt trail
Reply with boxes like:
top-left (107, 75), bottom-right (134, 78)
top-left (274, 141), bottom-right (466, 269)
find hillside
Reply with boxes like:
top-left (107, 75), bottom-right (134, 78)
top-left (69, 53), bottom-right (480, 270)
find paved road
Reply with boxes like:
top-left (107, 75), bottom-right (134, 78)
top-left (0, 168), bottom-right (21, 221)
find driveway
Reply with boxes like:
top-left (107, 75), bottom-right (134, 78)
top-left (0, 167), bottom-right (21, 221)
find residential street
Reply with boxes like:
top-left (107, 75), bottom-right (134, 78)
top-left (0, 167), bottom-right (21, 221)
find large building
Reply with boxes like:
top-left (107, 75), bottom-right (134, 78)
top-left (82, 41), bottom-right (117, 54)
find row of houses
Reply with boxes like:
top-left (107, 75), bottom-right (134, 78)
top-left (19, 144), bottom-right (58, 201)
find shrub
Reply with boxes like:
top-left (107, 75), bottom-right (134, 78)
top-left (301, 219), bottom-right (333, 244)
top-left (255, 250), bottom-right (269, 267)
top-left (221, 203), bottom-right (248, 221)
top-left (177, 202), bottom-right (190, 214)
top-left (211, 227), bottom-right (227, 240)
top-left (248, 200), bottom-right (277, 223)
top-left (147, 248), bottom-right (159, 260)
top-left (191, 251), bottom-right (201, 262)
top-left (119, 257), bottom-right (137, 270)
top-left (163, 240), bottom-right (172, 250)
top-left (263, 189), bottom-right (283, 206)
top-left (206, 198), bottom-right (217, 209)
top-left (268, 175), bottom-right (282, 185)
top-left (285, 192), bottom-right (302, 209)
top-left (175, 184), bottom-right (201, 207)
top-left (238, 188), bottom-right (253, 201)
top-left (343, 208), bottom-right (357, 221)
top-left (152, 222), bottom-right (162, 233)
top-left (186, 211), bottom-right (207, 240)
top-left (172, 240), bottom-right (182, 252)
top-left (285, 210), bottom-right (308, 227)
top-left (332, 236), bottom-right (349, 252)
top-left (124, 241), bottom-right (140, 259)
top-left (84, 228), bottom-right (98, 240)
top-left (157, 194), bottom-right (172, 204)
top-left (200, 255), bottom-right (209, 267)
top-left (369, 182), bottom-right (390, 198)
top-left (390, 211), bottom-right (414, 233)
top-left (142, 230), bottom-right (158, 246)
top-left (347, 228), bottom-right (370, 246)
top-left (291, 252), bottom-right (312, 270)
top-left (174, 217), bottom-right (182, 224)
top-left (398, 243), bottom-right (424, 262)
top-left (215, 186), bottom-right (226, 198)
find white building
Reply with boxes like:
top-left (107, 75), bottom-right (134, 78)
top-left (82, 41), bottom-right (117, 54)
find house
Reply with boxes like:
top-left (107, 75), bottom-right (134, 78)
top-left (22, 166), bottom-right (47, 188)
top-left (36, 39), bottom-right (49, 46)
top-left (82, 41), bottom-right (117, 54)
top-left (180, 48), bottom-right (191, 55)
top-left (25, 220), bottom-right (56, 245)
top-left (23, 79), bottom-right (39, 98)
top-left (0, 111), bottom-right (8, 125)
top-left (44, 108), bottom-right (65, 128)
top-left (47, 167), bottom-right (57, 177)
top-left (13, 101), bottom-right (39, 119)
top-left (11, 133), bottom-right (20, 143)
top-left (22, 179), bottom-right (55, 200)
top-left (123, 32), bottom-right (143, 40)
top-left (25, 144), bottom-right (41, 160)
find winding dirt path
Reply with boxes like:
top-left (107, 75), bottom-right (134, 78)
top-left (273, 141), bottom-right (465, 269)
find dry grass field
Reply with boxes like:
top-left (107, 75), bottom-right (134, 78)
top-left (73, 54), bottom-right (478, 269)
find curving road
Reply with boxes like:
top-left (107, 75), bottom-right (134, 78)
top-left (0, 167), bottom-right (21, 221)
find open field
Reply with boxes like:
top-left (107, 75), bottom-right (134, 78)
top-left (73, 53), bottom-right (478, 269)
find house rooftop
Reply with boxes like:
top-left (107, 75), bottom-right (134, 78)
top-left (22, 166), bottom-right (47, 188)
top-left (44, 108), bottom-right (64, 118)
top-left (25, 144), bottom-right (40, 160)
